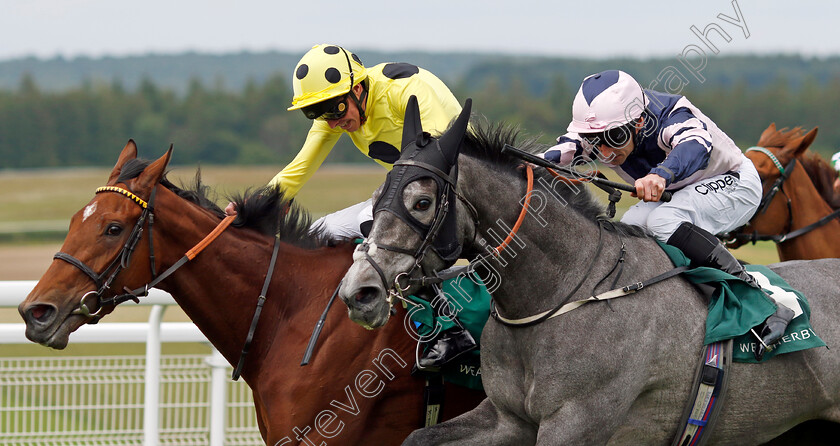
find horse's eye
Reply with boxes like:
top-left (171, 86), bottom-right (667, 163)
top-left (105, 224), bottom-right (123, 236)
top-left (413, 198), bottom-right (432, 212)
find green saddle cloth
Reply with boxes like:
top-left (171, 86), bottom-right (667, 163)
top-left (658, 242), bottom-right (826, 363)
top-left (407, 271), bottom-right (491, 390)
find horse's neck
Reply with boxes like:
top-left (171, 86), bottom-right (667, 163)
top-left (779, 167), bottom-right (840, 260)
top-left (458, 158), bottom-right (670, 318)
top-left (790, 166), bottom-right (835, 215)
top-left (150, 193), bottom-right (352, 370)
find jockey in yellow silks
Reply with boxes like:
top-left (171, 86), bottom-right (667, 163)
top-left (228, 44), bottom-right (483, 370)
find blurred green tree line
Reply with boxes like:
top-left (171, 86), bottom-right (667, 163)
top-left (1, 58), bottom-right (839, 169)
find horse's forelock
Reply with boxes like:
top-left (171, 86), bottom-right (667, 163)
top-left (115, 158), bottom-right (152, 184)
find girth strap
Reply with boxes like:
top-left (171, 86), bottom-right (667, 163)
top-left (672, 340), bottom-right (732, 446)
top-left (423, 373), bottom-right (446, 427)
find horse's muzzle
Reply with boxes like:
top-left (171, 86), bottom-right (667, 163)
top-left (339, 283), bottom-right (391, 329)
top-left (352, 286), bottom-right (380, 306)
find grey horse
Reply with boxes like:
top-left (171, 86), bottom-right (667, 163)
top-left (338, 97), bottom-right (840, 445)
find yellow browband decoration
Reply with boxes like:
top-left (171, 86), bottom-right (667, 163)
top-left (95, 186), bottom-right (148, 209)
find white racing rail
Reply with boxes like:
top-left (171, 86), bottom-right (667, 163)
top-left (0, 281), bottom-right (261, 446)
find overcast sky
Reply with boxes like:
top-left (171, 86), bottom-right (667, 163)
top-left (0, 0), bottom-right (836, 61)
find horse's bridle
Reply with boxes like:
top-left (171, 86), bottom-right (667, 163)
top-left (54, 186), bottom-right (159, 320)
top-left (724, 146), bottom-right (840, 244)
top-left (54, 185), bottom-right (235, 322)
top-left (747, 146), bottom-right (796, 220)
top-left (357, 163), bottom-right (533, 310)
top-left (357, 157), bottom-right (467, 308)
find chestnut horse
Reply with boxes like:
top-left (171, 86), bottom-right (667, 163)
top-left (724, 124), bottom-right (840, 260)
top-left (17, 141), bottom-right (483, 445)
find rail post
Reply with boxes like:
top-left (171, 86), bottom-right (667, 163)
top-left (144, 304), bottom-right (166, 446)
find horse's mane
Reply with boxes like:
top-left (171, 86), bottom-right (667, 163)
top-left (117, 159), bottom-right (333, 249)
top-left (461, 119), bottom-right (648, 238)
top-left (756, 126), bottom-right (840, 209)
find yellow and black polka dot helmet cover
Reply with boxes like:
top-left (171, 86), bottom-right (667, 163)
top-left (288, 44), bottom-right (368, 111)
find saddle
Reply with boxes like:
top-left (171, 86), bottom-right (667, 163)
top-left (658, 242), bottom-right (825, 362)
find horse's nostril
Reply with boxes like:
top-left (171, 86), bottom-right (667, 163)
top-left (354, 287), bottom-right (380, 305)
top-left (28, 305), bottom-right (55, 324)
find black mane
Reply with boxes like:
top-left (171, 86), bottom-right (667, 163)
top-left (461, 120), bottom-right (648, 238)
top-left (117, 159), bottom-right (333, 249)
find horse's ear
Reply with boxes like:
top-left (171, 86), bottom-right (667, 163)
top-left (108, 139), bottom-right (139, 184)
top-left (401, 95), bottom-right (423, 149)
top-left (794, 127), bottom-right (818, 156)
top-left (757, 123), bottom-right (777, 147)
top-left (437, 98), bottom-right (472, 165)
top-left (134, 144), bottom-right (173, 194)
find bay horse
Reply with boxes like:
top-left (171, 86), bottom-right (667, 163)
top-left (724, 124), bottom-right (840, 260)
top-left (17, 141), bottom-right (484, 445)
top-left (338, 99), bottom-right (840, 445)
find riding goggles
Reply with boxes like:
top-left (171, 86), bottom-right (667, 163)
top-left (302, 94), bottom-right (349, 120)
top-left (581, 123), bottom-right (634, 148)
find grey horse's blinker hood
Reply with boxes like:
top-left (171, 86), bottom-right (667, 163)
top-left (372, 95), bottom-right (471, 263)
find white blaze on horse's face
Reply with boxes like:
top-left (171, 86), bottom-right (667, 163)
top-left (403, 178), bottom-right (438, 225)
top-left (82, 203), bottom-right (97, 222)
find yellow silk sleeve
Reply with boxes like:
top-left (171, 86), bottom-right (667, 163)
top-left (267, 121), bottom-right (341, 199)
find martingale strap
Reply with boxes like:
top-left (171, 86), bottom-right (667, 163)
top-left (489, 266), bottom-right (688, 325)
top-left (300, 279), bottom-right (344, 366)
top-left (232, 234), bottom-right (282, 381)
top-left (672, 340), bottom-right (732, 446)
